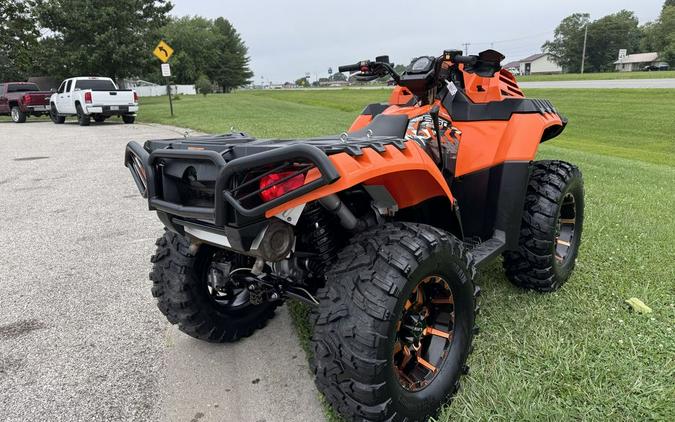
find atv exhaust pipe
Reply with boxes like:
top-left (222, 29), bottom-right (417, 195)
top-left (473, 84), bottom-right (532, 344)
top-left (319, 194), bottom-right (366, 231)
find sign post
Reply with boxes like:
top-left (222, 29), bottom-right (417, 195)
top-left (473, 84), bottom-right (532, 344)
top-left (161, 63), bottom-right (173, 116)
top-left (153, 40), bottom-right (175, 116)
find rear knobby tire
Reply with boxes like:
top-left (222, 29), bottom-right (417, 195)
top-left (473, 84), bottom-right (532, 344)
top-left (76, 104), bottom-right (90, 126)
top-left (311, 222), bottom-right (478, 422)
top-left (149, 230), bottom-right (278, 342)
top-left (503, 160), bottom-right (584, 292)
top-left (11, 106), bottom-right (26, 123)
top-left (122, 115), bottom-right (135, 124)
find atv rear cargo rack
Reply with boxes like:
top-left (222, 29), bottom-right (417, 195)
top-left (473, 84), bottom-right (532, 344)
top-left (124, 141), bottom-right (341, 225)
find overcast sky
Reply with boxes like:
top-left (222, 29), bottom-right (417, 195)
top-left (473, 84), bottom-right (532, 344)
top-left (171, 0), bottom-right (663, 83)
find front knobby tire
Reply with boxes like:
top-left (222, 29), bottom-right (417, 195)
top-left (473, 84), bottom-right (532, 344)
top-left (50, 104), bottom-right (65, 124)
top-left (503, 160), bottom-right (584, 292)
top-left (311, 222), bottom-right (478, 422)
top-left (149, 230), bottom-right (278, 342)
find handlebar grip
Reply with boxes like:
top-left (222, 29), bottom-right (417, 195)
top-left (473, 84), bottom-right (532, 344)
top-left (338, 63), bottom-right (361, 73)
top-left (453, 55), bottom-right (478, 65)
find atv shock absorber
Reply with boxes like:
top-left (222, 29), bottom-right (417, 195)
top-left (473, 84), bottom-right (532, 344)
top-left (297, 203), bottom-right (342, 278)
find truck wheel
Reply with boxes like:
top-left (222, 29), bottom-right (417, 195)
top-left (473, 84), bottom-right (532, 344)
top-left (311, 223), bottom-right (478, 422)
top-left (122, 115), bottom-right (135, 124)
top-left (93, 115), bottom-right (107, 123)
top-left (149, 230), bottom-right (278, 343)
top-left (76, 104), bottom-right (90, 126)
top-left (10, 106), bottom-right (26, 123)
top-left (50, 104), bottom-right (65, 124)
top-left (503, 160), bottom-right (584, 292)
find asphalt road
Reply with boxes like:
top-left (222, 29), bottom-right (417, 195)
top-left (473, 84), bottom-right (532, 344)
top-left (0, 119), bottom-right (325, 422)
top-left (518, 78), bottom-right (675, 89)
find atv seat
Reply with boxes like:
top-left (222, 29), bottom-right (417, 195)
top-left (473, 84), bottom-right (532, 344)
top-left (348, 114), bottom-right (408, 139)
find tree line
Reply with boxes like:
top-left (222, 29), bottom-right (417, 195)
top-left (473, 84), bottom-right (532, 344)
top-left (0, 0), bottom-right (253, 91)
top-left (544, 1), bottom-right (675, 72)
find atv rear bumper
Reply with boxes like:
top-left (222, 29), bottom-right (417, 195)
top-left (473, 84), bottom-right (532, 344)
top-left (124, 140), bottom-right (341, 251)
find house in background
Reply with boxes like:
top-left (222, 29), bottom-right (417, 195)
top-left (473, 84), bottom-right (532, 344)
top-left (503, 53), bottom-right (562, 75)
top-left (517, 53), bottom-right (562, 75)
top-left (614, 52), bottom-right (665, 71)
top-left (503, 61), bottom-right (521, 75)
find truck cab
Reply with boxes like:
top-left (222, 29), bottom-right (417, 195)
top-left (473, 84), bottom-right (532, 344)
top-left (50, 77), bottom-right (139, 126)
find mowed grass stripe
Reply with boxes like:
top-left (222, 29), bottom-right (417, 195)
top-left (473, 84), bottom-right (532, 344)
top-left (516, 70), bottom-right (675, 82)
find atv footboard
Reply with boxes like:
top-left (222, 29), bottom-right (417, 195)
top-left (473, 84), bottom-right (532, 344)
top-left (124, 141), bottom-right (340, 251)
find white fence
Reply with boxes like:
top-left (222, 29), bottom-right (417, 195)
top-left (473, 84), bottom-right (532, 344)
top-left (133, 84), bottom-right (197, 97)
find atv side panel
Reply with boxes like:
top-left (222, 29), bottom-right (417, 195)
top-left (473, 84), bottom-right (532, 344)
top-left (265, 142), bottom-right (453, 218)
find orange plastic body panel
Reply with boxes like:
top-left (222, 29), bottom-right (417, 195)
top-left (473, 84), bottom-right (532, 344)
top-left (461, 67), bottom-right (525, 103)
top-left (347, 114), bottom-right (372, 132)
top-left (389, 86), bottom-right (415, 105)
top-left (264, 141), bottom-right (452, 218)
top-left (454, 112), bottom-right (563, 176)
top-left (271, 67), bottom-right (563, 217)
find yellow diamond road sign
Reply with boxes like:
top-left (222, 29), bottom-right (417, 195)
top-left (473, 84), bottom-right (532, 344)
top-left (153, 40), bottom-right (174, 63)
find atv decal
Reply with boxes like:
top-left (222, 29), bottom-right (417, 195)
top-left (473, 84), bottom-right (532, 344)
top-left (405, 114), bottom-right (461, 175)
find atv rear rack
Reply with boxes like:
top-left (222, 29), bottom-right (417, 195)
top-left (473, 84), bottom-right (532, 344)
top-left (124, 141), bottom-right (341, 225)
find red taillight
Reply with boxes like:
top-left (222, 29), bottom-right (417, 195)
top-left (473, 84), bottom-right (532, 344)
top-left (133, 91), bottom-right (138, 102)
top-left (23, 94), bottom-right (31, 105)
top-left (259, 172), bottom-right (305, 202)
top-left (84, 91), bottom-right (92, 104)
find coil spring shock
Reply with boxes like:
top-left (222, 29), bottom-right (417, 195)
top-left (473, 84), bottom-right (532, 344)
top-left (297, 203), bottom-right (341, 279)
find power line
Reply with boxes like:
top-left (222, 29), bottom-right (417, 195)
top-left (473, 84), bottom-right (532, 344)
top-left (469, 30), bottom-right (554, 47)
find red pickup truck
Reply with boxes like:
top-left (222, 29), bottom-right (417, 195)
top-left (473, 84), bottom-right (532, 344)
top-left (0, 82), bottom-right (53, 123)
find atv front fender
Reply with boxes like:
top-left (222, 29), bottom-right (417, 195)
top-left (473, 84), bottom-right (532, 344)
top-left (265, 141), bottom-right (453, 218)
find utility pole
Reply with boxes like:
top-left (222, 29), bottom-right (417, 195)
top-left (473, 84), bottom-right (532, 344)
top-left (462, 42), bottom-right (470, 55)
top-left (580, 23), bottom-right (588, 74)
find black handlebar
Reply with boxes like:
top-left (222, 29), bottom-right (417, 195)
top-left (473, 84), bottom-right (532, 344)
top-left (452, 55), bottom-right (477, 65)
top-left (338, 63), bottom-right (363, 73)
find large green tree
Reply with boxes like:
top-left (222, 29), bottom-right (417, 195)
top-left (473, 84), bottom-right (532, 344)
top-left (586, 11), bottom-right (641, 72)
top-left (542, 13), bottom-right (591, 73)
top-left (642, 1), bottom-right (675, 65)
top-left (209, 17), bottom-right (253, 91)
top-left (544, 11), bottom-right (642, 72)
top-left (159, 16), bottom-right (221, 84)
top-left (160, 16), bottom-right (252, 91)
top-left (0, 0), bottom-right (40, 81)
top-left (37, 0), bottom-right (173, 80)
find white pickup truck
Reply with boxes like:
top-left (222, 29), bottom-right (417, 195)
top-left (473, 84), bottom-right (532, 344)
top-left (49, 76), bottom-right (139, 126)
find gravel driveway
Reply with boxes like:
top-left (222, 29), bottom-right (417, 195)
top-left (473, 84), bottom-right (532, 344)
top-left (0, 119), bottom-right (324, 422)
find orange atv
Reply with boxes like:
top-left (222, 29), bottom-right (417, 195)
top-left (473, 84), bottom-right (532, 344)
top-left (125, 49), bottom-right (584, 422)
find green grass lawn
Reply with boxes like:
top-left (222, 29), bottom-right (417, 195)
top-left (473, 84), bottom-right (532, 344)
top-left (139, 88), bottom-right (675, 166)
top-left (517, 70), bottom-right (675, 82)
top-left (139, 89), bottom-right (675, 421)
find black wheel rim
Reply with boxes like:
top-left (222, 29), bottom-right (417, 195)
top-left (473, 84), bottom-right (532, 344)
top-left (555, 192), bottom-right (577, 265)
top-left (393, 275), bottom-right (455, 392)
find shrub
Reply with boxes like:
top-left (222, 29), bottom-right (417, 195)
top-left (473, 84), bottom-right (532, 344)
top-left (196, 75), bottom-right (213, 96)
